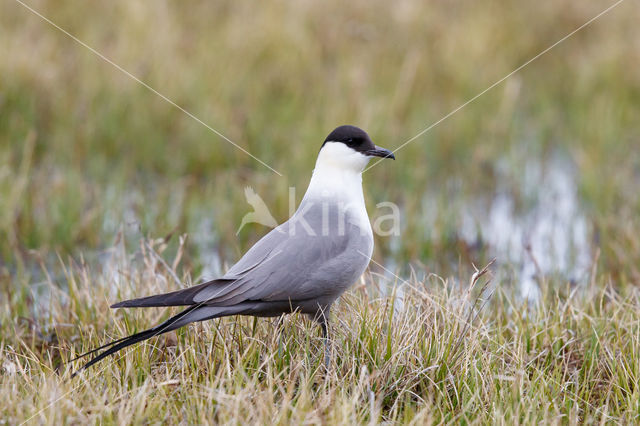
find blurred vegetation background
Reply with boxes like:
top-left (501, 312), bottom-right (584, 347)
top-left (1, 0), bottom-right (639, 286)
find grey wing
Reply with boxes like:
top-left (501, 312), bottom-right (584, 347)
top-left (112, 208), bottom-right (372, 309)
top-left (254, 224), bottom-right (369, 301)
top-left (224, 223), bottom-right (291, 278)
top-left (193, 220), bottom-right (372, 306)
top-left (110, 223), bottom-right (290, 309)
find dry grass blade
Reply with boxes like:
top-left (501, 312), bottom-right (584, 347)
top-left (448, 259), bottom-right (496, 369)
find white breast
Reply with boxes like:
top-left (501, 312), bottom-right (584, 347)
top-left (301, 142), bottom-right (373, 234)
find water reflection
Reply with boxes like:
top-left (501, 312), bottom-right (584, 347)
top-left (457, 151), bottom-right (592, 302)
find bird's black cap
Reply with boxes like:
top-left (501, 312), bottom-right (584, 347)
top-left (322, 125), bottom-right (395, 160)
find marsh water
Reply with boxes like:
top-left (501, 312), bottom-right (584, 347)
top-left (380, 148), bottom-right (593, 306)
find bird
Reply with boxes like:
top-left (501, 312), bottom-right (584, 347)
top-left (71, 125), bottom-right (395, 376)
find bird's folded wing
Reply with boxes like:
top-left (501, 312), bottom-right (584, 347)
top-left (112, 218), bottom-right (364, 309)
top-left (195, 221), bottom-right (364, 305)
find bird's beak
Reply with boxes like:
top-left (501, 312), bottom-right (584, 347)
top-left (366, 146), bottom-right (395, 160)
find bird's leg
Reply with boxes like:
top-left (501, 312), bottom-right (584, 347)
top-left (318, 312), bottom-right (331, 369)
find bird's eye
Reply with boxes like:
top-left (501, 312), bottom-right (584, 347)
top-left (346, 137), bottom-right (356, 146)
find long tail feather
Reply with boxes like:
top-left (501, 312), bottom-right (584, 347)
top-left (70, 304), bottom-right (201, 377)
top-left (68, 333), bottom-right (132, 362)
top-left (70, 301), bottom-right (281, 377)
top-left (71, 327), bottom-right (163, 377)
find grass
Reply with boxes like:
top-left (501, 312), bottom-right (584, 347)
top-left (2, 240), bottom-right (639, 423)
top-left (1, 0), bottom-right (640, 423)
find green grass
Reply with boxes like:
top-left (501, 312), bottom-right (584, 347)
top-left (1, 0), bottom-right (640, 423)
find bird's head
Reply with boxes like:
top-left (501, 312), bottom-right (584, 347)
top-left (316, 125), bottom-right (395, 173)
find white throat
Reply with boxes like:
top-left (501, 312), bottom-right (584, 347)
top-left (304, 142), bottom-right (370, 201)
top-left (300, 142), bottom-right (372, 231)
